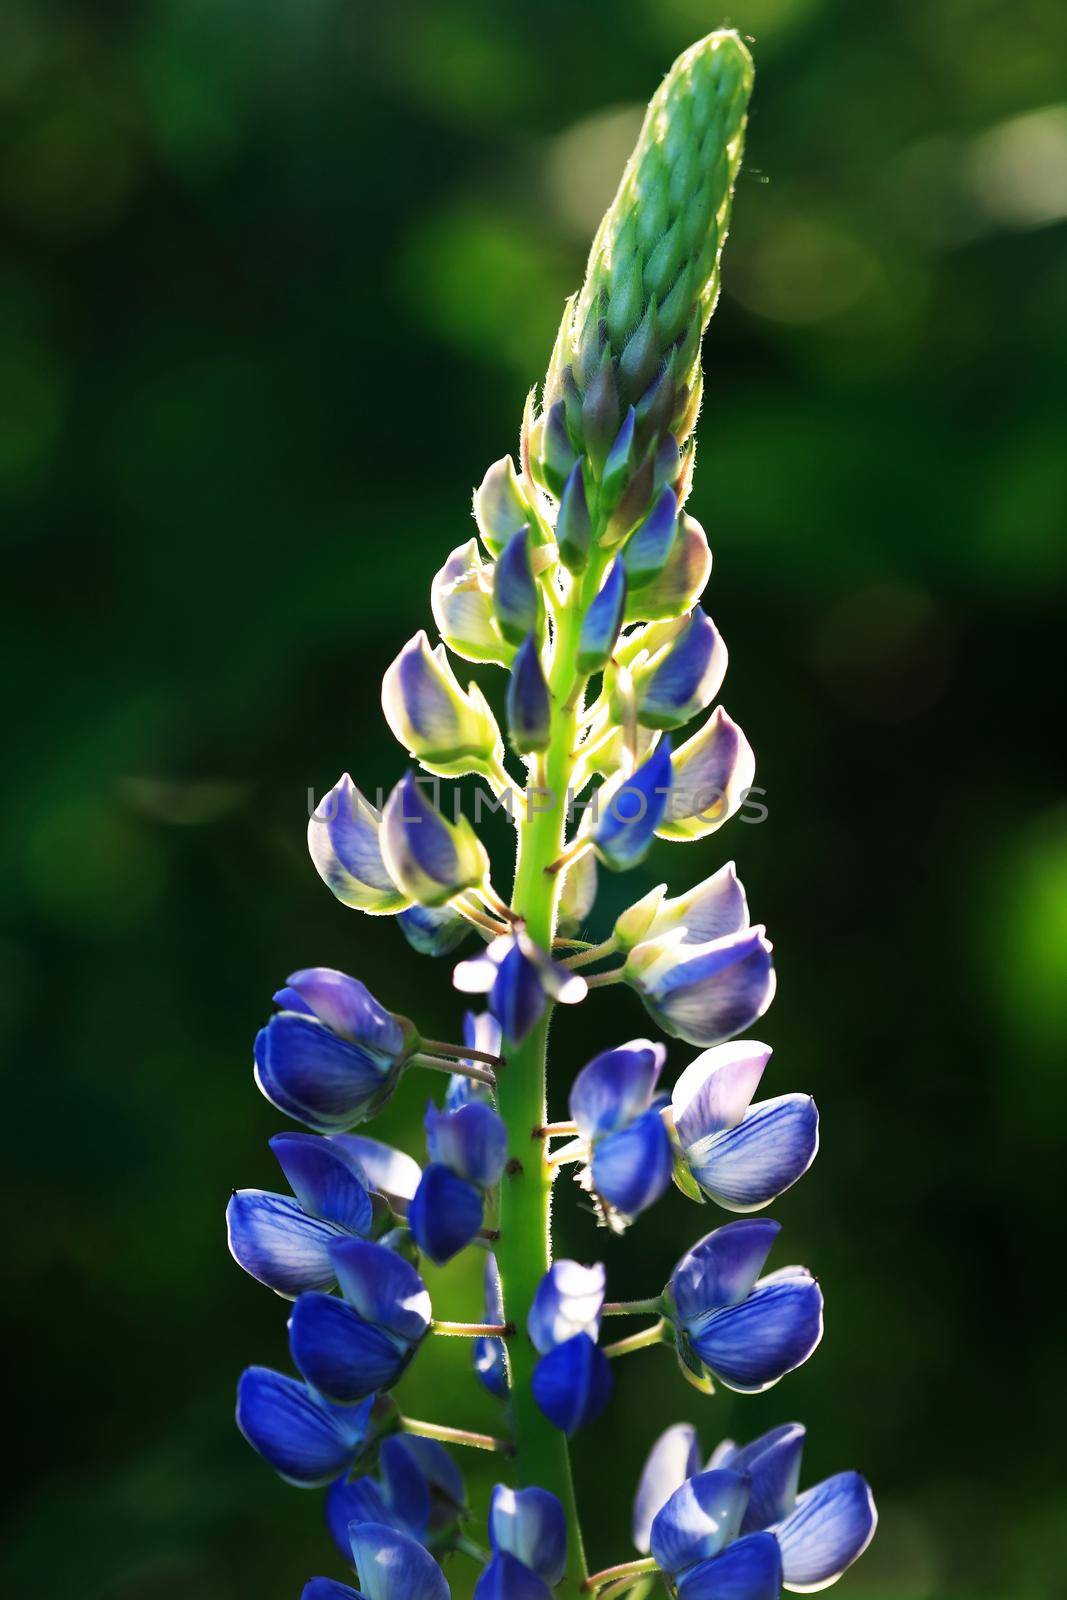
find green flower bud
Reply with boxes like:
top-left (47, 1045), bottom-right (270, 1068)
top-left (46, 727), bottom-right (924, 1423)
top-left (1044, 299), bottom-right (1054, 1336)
top-left (532, 31), bottom-right (753, 505)
top-left (474, 455), bottom-right (532, 556)
top-left (431, 539), bottom-right (514, 665)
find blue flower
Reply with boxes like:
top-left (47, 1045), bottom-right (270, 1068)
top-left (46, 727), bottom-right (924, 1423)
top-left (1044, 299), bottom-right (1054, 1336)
top-left (454, 930), bottom-right (586, 1045)
top-left (593, 738), bottom-right (673, 870)
top-left (329, 1134), bottom-right (422, 1210)
top-left (408, 1096), bottom-right (507, 1264)
top-left (674, 1533), bottom-right (783, 1600)
top-left (507, 633), bottom-right (552, 754)
top-left (528, 1260), bottom-right (613, 1434)
top-left (624, 485), bottom-right (679, 589)
top-left (381, 772), bottom-right (490, 907)
top-left (289, 1239), bottom-right (432, 1404)
top-left (487, 1483), bottom-right (567, 1584)
top-left (656, 708), bottom-right (756, 842)
top-left (431, 538), bottom-right (513, 666)
top-left (381, 629), bottom-right (502, 777)
top-left (566, 1040), bottom-right (673, 1227)
top-left (308, 774), bottom-right (411, 914)
top-left (614, 862), bottom-right (749, 952)
top-left (473, 1254), bottom-right (509, 1397)
top-left (632, 1420), bottom-right (877, 1593)
top-left (649, 1467), bottom-right (750, 1576)
top-left (624, 924), bottom-right (776, 1048)
top-left (666, 1219), bottom-right (823, 1393)
top-left (302, 1579), bottom-right (362, 1600)
top-left (325, 1435), bottom-right (466, 1558)
top-left (627, 609), bottom-right (727, 731)
top-left (254, 968), bottom-right (415, 1134)
top-left (236, 1367), bottom-right (375, 1487)
top-left (473, 1554), bottom-right (554, 1600)
top-left (227, 1132), bottom-right (376, 1297)
top-left (719, 1424), bottom-right (877, 1591)
top-left (397, 903), bottom-right (472, 958)
top-left (669, 1041), bottom-right (819, 1212)
top-left (576, 559), bottom-right (627, 673)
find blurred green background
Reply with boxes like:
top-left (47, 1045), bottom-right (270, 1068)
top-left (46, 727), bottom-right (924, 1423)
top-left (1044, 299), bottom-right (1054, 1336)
top-left (3, 0), bottom-right (1066, 1595)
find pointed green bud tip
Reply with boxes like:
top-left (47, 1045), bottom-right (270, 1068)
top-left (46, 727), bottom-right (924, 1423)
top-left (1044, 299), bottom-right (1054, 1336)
top-left (532, 31), bottom-right (753, 501)
top-left (474, 455), bottom-right (532, 556)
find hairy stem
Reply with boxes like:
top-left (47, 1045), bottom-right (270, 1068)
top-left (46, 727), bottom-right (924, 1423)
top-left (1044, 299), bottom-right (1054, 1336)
top-left (494, 554), bottom-right (610, 1596)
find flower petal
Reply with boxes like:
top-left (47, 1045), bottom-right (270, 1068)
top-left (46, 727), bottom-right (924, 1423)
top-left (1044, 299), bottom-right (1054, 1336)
top-left (388, 1435), bottom-right (466, 1532)
top-left (670, 1219), bottom-right (781, 1323)
top-left (349, 1521), bottom-right (451, 1600)
top-left (590, 1107), bottom-right (673, 1220)
top-left (593, 739), bottom-right (674, 870)
top-left (285, 969), bottom-right (404, 1055)
top-left (378, 1437), bottom-right (433, 1542)
top-left (630, 926), bottom-right (776, 1048)
top-left (330, 1135), bottom-right (422, 1206)
top-left (684, 1096), bottom-right (820, 1212)
top-left (721, 1423), bottom-right (806, 1532)
top-left (235, 1367), bottom-right (368, 1487)
top-left (632, 1422), bottom-right (702, 1554)
top-left (569, 1040), bottom-right (667, 1139)
top-left (307, 774), bottom-right (410, 915)
top-left (327, 1476), bottom-right (407, 1558)
top-left (689, 1273), bottom-right (824, 1393)
top-left (676, 1531), bottom-right (783, 1600)
top-left (528, 1261), bottom-right (606, 1354)
top-left (489, 1484), bottom-right (568, 1584)
top-left (649, 1468), bottom-right (750, 1577)
top-left (531, 1333), bottom-right (613, 1434)
top-left (289, 1292), bottom-right (412, 1403)
top-left (671, 1042), bottom-right (773, 1147)
top-left (302, 1580), bottom-right (362, 1600)
top-left (329, 1239), bottom-right (432, 1344)
top-left (398, 904), bottom-right (472, 958)
top-left (773, 1472), bottom-right (877, 1592)
top-left (425, 1102), bottom-right (508, 1189)
top-left (270, 1133), bottom-right (373, 1234)
top-left (255, 1015), bottom-right (398, 1134)
top-left (650, 863), bottom-right (750, 947)
top-left (408, 1165), bottom-right (485, 1265)
top-left (473, 1554), bottom-right (554, 1600)
top-left (226, 1190), bottom-right (346, 1297)
top-left (657, 708), bottom-right (756, 843)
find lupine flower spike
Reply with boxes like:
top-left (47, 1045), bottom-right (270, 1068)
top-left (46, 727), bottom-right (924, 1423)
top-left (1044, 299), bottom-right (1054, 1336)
top-left (228, 30), bottom-right (876, 1600)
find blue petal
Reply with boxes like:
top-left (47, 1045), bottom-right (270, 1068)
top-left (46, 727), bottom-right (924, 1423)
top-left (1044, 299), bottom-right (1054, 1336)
top-left (473, 1554), bottom-right (553, 1600)
top-left (474, 1254), bottom-right (508, 1397)
top-left (227, 1190), bottom-right (347, 1296)
top-left (235, 1367), bottom-right (368, 1487)
top-left (307, 772), bottom-right (406, 913)
top-left (398, 904), bottom-right (471, 958)
top-left (632, 1423), bottom-right (702, 1554)
top-left (636, 609), bottom-right (726, 730)
top-left (590, 1107), bottom-right (673, 1219)
top-left (256, 1014), bottom-right (397, 1133)
top-left (772, 1471), bottom-right (877, 1591)
top-left (302, 1581), bottom-right (363, 1600)
top-left (642, 927), bottom-right (776, 1048)
top-left (528, 1260), bottom-right (606, 1354)
top-left (670, 1220), bottom-right (781, 1323)
top-left (488, 1484), bottom-right (568, 1584)
top-left (285, 969), bottom-right (404, 1056)
top-left (424, 1102), bottom-right (508, 1190)
top-left (408, 1165), bottom-right (485, 1265)
top-left (493, 528), bottom-right (540, 646)
top-left (531, 1333), bottom-right (613, 1434)
top-left (329, 1239), bottom-right (432, 1344)
top-left (379, 1436), bottom-right (432, 1541)
top-left (577, 559), bottom-right (627, 673)
top-left (676, 1532), bottom-right (783, 1600)
top-left (382, 773), bottom-right (470, 903)
top-left (649, 1468), bottom-right (751, 1577)
top-left (685, 1096), bottom-right (820, 1212)
top-left (665, 862), bottom-right (750, 945)
top-left (289, 1293), bottom-right (412, 1403)
top-left (328, 1476), bottom-right (406, 1558)
top-left (594, 739), bottom-right (673, 870)
top-left (349, 1522), bottom-right (451, 1600)
top-left (507, 634), bottom-right (552, 754)
top-left (488, 943), bottom-right (546, 1044)
top-left (722, 1423), bottom-right (806, 1532)
top-left (464, 1010), bottom-right (502, 1057)
top-left (568, 1040), bottom-right (666, 1138)
top-left (625, 485), bottom-right (679, 588)
top-left (689, 1274), bottom-right (824, 1393)
top-left (387, 1435), bottom-right (466, 1532)
top-left (671, 1042), bottom-right (772, 1148)
top-left (330, 1135), bottom-right (422, 1205)
top-left (271, 1133), bottom-right (374, 1233)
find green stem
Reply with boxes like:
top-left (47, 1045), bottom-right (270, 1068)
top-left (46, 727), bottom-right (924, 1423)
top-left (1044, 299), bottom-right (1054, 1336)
top-left (602, 1297), bottom-right (663, 1317)
top-left (495, 554), bottom-right (610, 1597)
top-left (602, 1319), bottom-right (667, 1359)
top-left (399, 1417), bottom-right (512, 1453)
top-left (583, 1556), bottom-right (659, 1593)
